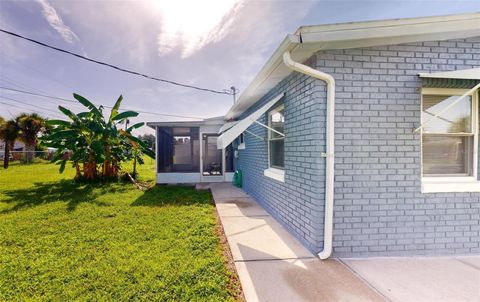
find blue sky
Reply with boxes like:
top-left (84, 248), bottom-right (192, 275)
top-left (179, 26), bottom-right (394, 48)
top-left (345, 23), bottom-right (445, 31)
top-left (1, 0), bottom-right (479, 134)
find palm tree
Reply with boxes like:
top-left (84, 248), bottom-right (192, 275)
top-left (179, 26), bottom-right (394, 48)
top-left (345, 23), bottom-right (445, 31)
top-left (0, 116), bottom-right (4, 162)
top-left (0, 119), bottom-right (20, 169)
top-left (16, 113), bottom-right (46, 163)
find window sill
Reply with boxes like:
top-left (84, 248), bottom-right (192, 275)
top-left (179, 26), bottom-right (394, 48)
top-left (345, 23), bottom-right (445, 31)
top-left (264, 167), bottom-right (285, 182)
top-left (422, 177), bottom-right (480, 193)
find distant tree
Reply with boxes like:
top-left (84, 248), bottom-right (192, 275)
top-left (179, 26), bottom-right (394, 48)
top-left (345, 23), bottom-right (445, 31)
top-left (0, 119), bottom-right (20, 169)
top-left (16, 113), bottom-right (46, 163)
top-left (139, 134), bottom-right (155, 152)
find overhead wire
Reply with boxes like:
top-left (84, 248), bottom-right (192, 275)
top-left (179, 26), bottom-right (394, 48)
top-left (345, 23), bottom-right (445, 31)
top-left (0, 100), bottom-right (63, 118)
top-left (0, 28), bottom-right (234, 96)
top-left (0, 97), bottom-right (156, 134)
top-left (0, 86), bottom-right (204, 119)
top-left (0, 95), bottom-right (65, 117)
top-left (2, 56), bottom-right (77, 91)
top-left (0, 78), bottom-right (94, 111)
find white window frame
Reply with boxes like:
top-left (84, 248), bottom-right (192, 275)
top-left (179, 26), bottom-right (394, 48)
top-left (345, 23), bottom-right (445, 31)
top-left (264, 103), bottom-right (285, 182)
top-left (238, 133), bottom-right (245, 150)
top-left (421, 87), bottom-right (480, 193)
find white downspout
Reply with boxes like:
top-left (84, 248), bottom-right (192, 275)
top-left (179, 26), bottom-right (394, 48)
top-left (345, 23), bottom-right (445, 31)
top-left (283, 51), bottom-right (335, 260)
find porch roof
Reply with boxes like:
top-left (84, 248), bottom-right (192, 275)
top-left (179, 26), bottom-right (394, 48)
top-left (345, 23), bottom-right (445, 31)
top-left (146, 116), bottom-right (224, 129)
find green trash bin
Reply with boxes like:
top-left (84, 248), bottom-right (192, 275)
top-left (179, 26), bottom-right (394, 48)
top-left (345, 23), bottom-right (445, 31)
top-left (233, 170), bottom-right (242, 188)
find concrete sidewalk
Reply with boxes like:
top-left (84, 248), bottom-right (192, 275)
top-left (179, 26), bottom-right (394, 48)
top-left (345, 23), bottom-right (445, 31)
top-left (343, 256), bottom-right (480, 302)
top-left (209, 183), bottom-right (384, 302)
top-left (209, 183), bottom-right (480, 302)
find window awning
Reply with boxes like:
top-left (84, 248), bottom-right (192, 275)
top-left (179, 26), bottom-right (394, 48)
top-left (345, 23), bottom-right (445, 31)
top-left (217, 93), bottom-right (284, 149)
top-left (418, 68), bottom-right (480, 80)
top-left (413, 82), bottom-right (480, 133)
top-left (218, 121), bottom-right (238, 134)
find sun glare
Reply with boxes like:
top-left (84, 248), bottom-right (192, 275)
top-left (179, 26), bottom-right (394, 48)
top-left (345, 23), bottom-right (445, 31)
top-left (150, 0), bottom-right (241, 57)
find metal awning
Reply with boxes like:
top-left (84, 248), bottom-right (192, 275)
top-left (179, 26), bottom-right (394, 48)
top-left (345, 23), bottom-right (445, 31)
top-left (418, 68), bottom-right (480, 80)
top-left (218, 121), bottom-right (238, 134)
top-left (217, 93), bottom-right (285, 149)
top-left (414, 82), bottom-right (480, 133)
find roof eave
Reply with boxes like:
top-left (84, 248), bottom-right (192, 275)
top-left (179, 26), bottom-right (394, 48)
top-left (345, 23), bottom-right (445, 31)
top-left (225, 34), bottom-right (300, 119)
top-left (224, 12), bottom-right (480, 120)
top-left (146, 116), bottom-right (226, 129)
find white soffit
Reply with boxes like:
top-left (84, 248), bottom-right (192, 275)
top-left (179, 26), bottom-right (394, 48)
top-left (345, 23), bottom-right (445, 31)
top-left (225, 12), bottom-right (480, 120)
top-left (418, 68), bottom-right (480, 80)
top-left (217, 93), bottom-right (284, 149)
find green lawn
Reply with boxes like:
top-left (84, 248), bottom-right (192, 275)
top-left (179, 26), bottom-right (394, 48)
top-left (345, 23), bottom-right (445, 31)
top-left (0, 160), bottom-right (240, 301)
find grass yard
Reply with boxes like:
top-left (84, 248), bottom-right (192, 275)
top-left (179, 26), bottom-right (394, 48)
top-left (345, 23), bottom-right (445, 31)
top-left (0, 160), bottom-right (241, 301)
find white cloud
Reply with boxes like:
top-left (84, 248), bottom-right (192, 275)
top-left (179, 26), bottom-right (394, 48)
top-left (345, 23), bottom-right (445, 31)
top-left (154, 0), bottom-right (244, 58)
top-left (35, 0), bottom-right (79, 44)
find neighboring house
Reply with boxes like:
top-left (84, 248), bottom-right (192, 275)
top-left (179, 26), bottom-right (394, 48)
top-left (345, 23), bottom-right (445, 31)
top-left (0, 140), bottom-right (25, 160)
top-left (0, 139), bottom-right (25, 152)
top-left (150, 12), bottom-right (480, 258)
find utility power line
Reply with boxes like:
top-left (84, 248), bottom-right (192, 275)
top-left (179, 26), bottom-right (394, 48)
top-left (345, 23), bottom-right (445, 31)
top-left (0, 76), bottom-right (46, 94)
top-left (4, 56), bottom-right (77, 91)
top-left (0, 95), bottom-right (65, 117)
top-left (0, 101), bottom-right (63, 118)
top-left (0, 28), bottom-right (234, 96)
top-left (0, 86), bottom-right (204, 120)
top-left (0, 78), bottom-right (100, 110)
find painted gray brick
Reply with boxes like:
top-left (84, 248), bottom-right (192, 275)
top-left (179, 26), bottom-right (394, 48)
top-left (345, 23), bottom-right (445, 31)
top-left (236, 37), bottom-right (480, 257)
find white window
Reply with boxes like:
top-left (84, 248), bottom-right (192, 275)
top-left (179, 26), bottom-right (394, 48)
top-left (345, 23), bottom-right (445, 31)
top-left (421, 88), bottom-right (480, 192)
top-left (268, 104), bottom-right (285, 169)
top-left (264, 104), bottom-right (285, 182)
top-left (238, 133), bottom-right (245, 150)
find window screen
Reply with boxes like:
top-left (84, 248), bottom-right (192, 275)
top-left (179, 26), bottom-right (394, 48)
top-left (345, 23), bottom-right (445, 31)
top-left (268, 104), bottom-right (285, 169)
top-left (157, 127), bottom-right (200, 173)
top-left (422, 94), bottom-right (474, 176)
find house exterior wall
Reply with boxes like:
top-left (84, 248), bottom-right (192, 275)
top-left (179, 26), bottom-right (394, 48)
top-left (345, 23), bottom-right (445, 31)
top-left (237, 57), bottom-right (326, 252)
top-left (237, 37), bottom-right (480, 257)
top-left (0, 140), bottom-right (25, 151)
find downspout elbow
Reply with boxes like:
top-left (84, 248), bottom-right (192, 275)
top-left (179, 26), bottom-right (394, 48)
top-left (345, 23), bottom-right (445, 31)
top-left (283, 50), bottom-right (335, 260)
top-left (282, 51), bottom-right (335, 86)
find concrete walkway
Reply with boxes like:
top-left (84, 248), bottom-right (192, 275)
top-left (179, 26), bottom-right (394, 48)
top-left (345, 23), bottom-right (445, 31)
top-left (209, 183), bottom-right (384, 302)
top-left (208, 183), bottom-right (480, 302)
top-left (343, 256), bottom-right (480, 302)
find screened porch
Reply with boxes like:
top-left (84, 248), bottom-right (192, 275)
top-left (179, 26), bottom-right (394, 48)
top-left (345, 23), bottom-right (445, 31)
top-left (148, 118), bottom-right (235, 184)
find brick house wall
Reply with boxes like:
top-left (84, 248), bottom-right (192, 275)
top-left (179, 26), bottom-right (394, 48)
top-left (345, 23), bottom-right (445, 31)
top-left (237, 57), bottom-right (326, 252)
top-left (237, 37), bottom-right (480, 257)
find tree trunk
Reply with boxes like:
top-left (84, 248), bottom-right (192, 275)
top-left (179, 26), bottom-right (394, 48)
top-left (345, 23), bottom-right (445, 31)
top-left (3, 142), bottom-right (10, 169)
top-left (103, 160), bottom-right (112, 178)
top-left (75, 162), bottom-right (82, 179)
top-left (24, 143), bottom-right (35, 163)
top-left (83, 161), bottom-right (96, 180)
top-left (84, 151), bottom-right (97, 180)
top-left (133, 157), bottom-right (137, 179)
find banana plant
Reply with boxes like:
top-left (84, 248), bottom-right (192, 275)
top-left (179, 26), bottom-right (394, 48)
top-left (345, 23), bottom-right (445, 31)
top-left (42, 93), bottom-right (154, 180)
